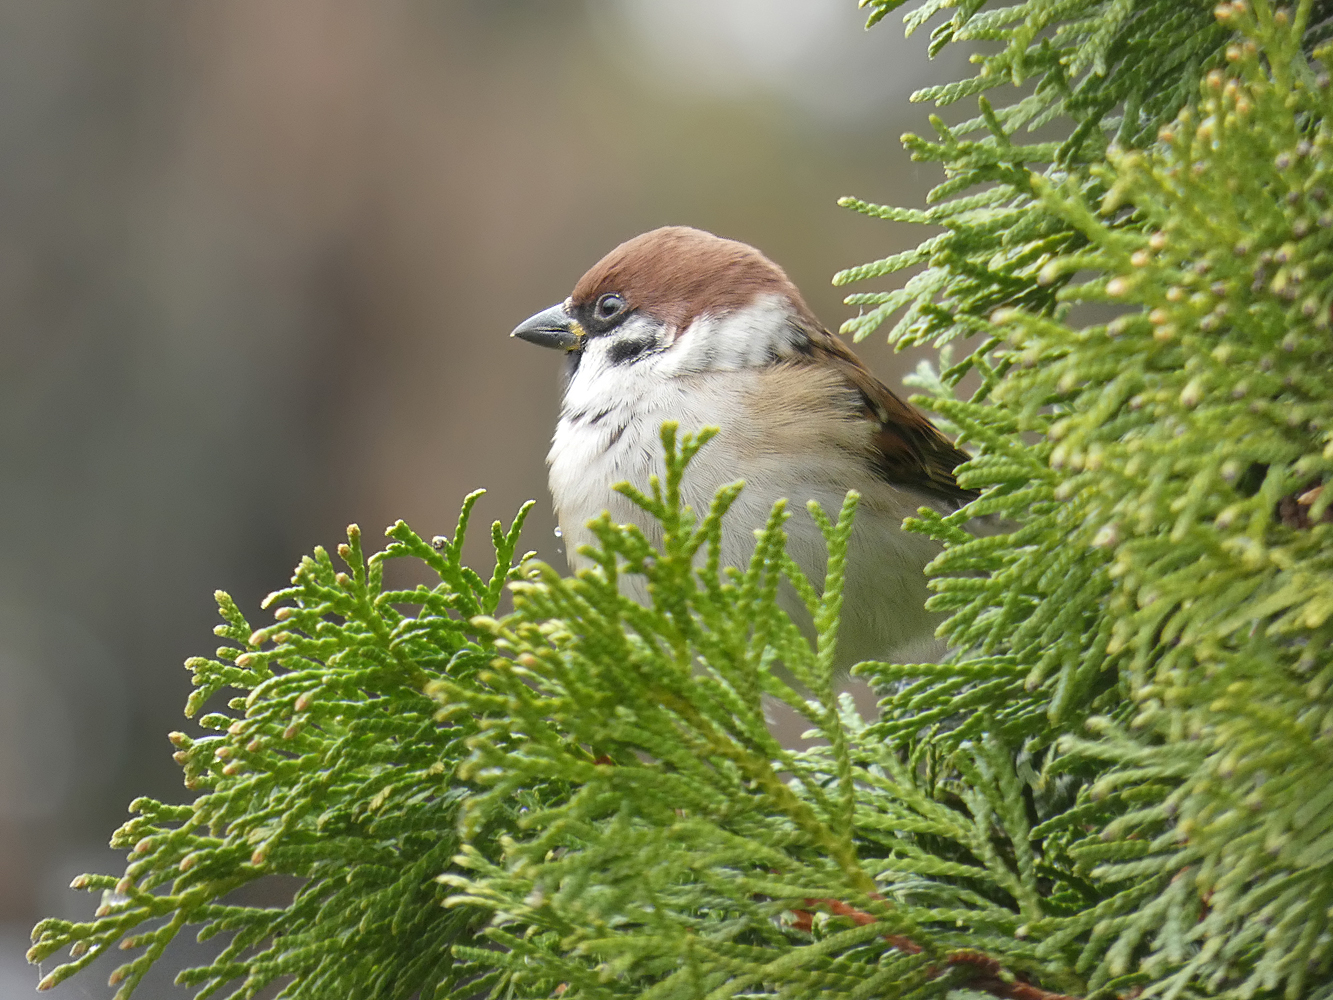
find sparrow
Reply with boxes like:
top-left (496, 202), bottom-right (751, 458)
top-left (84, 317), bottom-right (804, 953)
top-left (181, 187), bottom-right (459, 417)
top-left (511, 226), bottom-right (973, 672)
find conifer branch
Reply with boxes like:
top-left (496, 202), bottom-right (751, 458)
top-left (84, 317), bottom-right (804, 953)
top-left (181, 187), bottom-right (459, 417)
top-left (27, 2), bottom-right (1333, 998)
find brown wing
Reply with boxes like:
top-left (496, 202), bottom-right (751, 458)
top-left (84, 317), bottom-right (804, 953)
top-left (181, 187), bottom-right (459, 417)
top-left (801, 324), bottom-right (976, 506)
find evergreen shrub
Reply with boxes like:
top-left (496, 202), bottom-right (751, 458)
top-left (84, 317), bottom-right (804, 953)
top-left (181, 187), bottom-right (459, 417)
top-left (28, 1), bottom-right (1333, 997)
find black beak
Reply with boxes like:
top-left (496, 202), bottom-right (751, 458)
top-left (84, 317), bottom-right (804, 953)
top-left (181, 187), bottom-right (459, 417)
top-left (511, 303), bottom-right (584, 352)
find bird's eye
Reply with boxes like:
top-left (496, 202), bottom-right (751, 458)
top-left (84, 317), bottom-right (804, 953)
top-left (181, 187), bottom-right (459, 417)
top-left (594, 293), bottom-right (627, 321)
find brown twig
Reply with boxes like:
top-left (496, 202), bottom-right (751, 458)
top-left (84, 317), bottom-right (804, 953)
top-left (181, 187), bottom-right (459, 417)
top-left (789, 897), bottom-right (1080, 1000)
top-left (789, 898), bottom-right (921, 954)
top-left (1279, 484), bottom-right (1333, 529)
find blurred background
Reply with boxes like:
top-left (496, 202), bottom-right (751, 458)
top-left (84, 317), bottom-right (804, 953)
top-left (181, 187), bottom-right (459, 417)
top-left (0, 1), bottom-right (968, 994)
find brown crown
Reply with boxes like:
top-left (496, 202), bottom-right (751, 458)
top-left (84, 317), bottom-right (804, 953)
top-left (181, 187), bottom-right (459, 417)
top-left (570, 226), bottom-right (820, 331)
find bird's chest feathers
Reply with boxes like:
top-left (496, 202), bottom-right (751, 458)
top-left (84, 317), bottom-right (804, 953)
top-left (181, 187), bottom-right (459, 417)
top-left (548, 369), bottom-right (745, 542)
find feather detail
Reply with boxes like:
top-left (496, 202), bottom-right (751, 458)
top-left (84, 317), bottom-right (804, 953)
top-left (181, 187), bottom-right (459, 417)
top-left (790, 322), bottom-right (976, 506)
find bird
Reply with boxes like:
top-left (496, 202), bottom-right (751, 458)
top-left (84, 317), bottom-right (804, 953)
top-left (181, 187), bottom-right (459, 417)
top-left (511, 226), bottom-right (974, 672)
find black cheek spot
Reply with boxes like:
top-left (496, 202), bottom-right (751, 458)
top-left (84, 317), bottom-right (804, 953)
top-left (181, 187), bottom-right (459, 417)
top-left (607, 336), bottom-right (655, 366)
top-left (787, 322), bottom-right (816, 356)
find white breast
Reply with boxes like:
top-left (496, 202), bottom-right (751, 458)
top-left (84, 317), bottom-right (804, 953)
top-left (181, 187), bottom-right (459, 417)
top-left (547, 312), bottom-right (951, 673)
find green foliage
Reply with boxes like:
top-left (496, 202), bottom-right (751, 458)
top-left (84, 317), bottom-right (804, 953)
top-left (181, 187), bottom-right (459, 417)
top-left (29, 2), bottom-right (1333, 1000)
top-left (27, 497), bottom-right (535, 999)
top-left (844, 1), bottom-right (1333, 997)
top-left (30, 429), bottom-right (1093, 1000)
top-left (839, 0), bottom-right (1233, 358)
top-left (437, 425), bottom-right (1079, 1000)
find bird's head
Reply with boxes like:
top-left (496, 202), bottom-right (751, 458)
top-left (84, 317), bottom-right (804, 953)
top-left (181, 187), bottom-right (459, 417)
top-left (511, 226), bottom-right (825, 386)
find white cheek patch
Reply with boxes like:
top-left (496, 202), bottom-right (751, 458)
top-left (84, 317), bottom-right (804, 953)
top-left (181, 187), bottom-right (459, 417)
top-left (560, 314), bottom-right (670, 420)
top-left (666, 294), bottom-right (802, 374)
top-left (556, 294), bottom-right (803, 424)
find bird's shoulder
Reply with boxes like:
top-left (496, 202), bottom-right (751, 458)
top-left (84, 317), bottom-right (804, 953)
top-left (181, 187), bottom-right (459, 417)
top-left (783, 323), bottom-right (976, 506)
